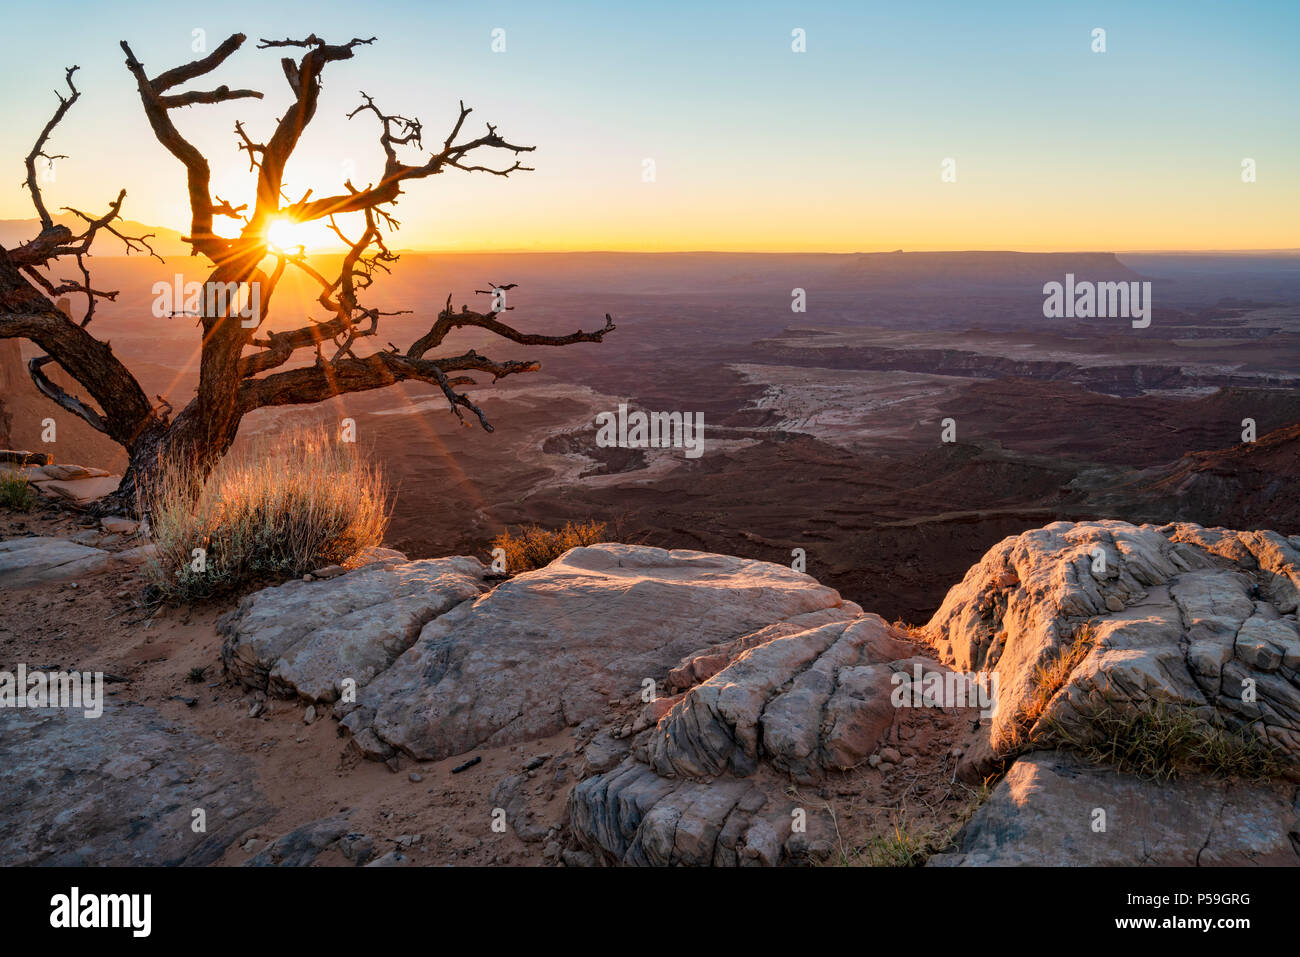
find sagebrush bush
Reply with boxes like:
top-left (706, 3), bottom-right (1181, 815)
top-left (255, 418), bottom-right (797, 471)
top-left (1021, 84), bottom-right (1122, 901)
top-left (0, 469), bottom-right (35, 511)
top-left (491, 520), bottom-right (608, 573)
top-left (142, 428), bottom-right (390, 602)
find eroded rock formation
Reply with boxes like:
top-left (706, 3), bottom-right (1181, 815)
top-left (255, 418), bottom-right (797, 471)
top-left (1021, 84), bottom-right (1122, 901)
top-left (926, 520), bottom-right (1300, 778)
top-left (209, 524), bottom-right (1300, 866)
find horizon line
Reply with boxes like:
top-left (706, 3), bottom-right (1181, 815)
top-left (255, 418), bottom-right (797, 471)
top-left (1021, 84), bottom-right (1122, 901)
top-left (67, 246), bottom-right (1300, 258)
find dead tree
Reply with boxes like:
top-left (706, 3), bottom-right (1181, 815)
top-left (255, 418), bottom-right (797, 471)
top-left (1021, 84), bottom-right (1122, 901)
top-left (0, 35), bottom-right (614, 511)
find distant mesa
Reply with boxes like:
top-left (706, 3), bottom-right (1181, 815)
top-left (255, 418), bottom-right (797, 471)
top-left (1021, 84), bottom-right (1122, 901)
top-left (836, 250), bottom-right (1144, 284)
top-left (0, 215), bottom-right (192, 259)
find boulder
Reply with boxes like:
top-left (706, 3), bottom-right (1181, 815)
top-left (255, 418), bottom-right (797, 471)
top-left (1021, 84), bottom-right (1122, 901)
top-left (925, 521), bottom-right (1300, 773)
top-left (647, 615), bottom-right (911, 781)
top-left (931, 750), bottom-right (1300, 866)
top-left (568, 613), bottom-right (919, 865)
top-left (219, 556), bottom-right (489, 704)
top-left (341, 544), bottom-right (854, 761)
top-left (0, 536), bottom-right (110, 587)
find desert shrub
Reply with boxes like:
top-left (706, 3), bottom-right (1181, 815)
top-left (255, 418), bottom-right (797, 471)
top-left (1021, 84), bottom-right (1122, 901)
top-left (491, 520), bottom-right (608, 573)
top-left (1045, 694), bottom-right (1284, 781)
top-left (142, 428), bottom-right (390, 602)
top-left (0, 469), bottom-right (35, 511)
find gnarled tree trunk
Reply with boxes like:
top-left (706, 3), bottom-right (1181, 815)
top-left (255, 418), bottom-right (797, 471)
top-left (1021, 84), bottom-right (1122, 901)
top-left (0, 33), bottom-right (614, 516)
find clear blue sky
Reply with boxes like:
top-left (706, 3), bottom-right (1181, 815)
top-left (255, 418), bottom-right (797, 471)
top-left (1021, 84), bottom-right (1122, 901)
top-left (1, 0), bottom-right (1296, 250)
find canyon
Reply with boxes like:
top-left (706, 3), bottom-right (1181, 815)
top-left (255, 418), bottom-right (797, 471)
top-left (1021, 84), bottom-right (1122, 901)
top-left (2, 248), bottom-right (1299, 866)
top-left (4, 249), bottom-right (1296, 622)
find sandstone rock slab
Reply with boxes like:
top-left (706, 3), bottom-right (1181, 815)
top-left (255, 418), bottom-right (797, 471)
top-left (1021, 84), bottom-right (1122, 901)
top-left (931, 750), bottom-right (1300, 866)
top-left (0, 701), bottom-right (271, 865)
top-left (34, 475), bottom-right (121, 504)
top-left (342, 544), bottom-right (854, 761)
top-left (245, 814), bottom-right (354, 867)
top-left (568, 613), bottom-right (924, 865)
top-left (219, 556), bottom-right (489, 704)
top-left (0, 536), bottom-right (110, 587)
top-left (925, 521), bottom-right (1300, 772)
top-left (38, 463), bottom-right (111, 481)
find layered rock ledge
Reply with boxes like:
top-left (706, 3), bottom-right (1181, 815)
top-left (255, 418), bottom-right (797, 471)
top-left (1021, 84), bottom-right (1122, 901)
top-left (210, 523), bottom-right (1300, 866)
top-left (926, 520), bottom-right (1300, 777)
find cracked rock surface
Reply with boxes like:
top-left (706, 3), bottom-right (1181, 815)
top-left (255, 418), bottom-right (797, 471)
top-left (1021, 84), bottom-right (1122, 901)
top-left (340, 544), bottom-right (853, 761)
top-left (931, 750), bottom-right (1300, 866)
top-left (0, 701), bottom-right (271, 865)
top-left (569, 613), bottom-right (925, 865)
top-left (209, 525), bottom-right (1300, 866)
top-left (926, 521), bottom-right (1300, 773)
top-left (219, 556), bottom-right (490, 704)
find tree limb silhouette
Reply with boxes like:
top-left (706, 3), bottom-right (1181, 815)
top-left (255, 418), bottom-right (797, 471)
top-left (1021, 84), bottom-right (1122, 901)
top-left (0, 32), bottom-right (615, 511)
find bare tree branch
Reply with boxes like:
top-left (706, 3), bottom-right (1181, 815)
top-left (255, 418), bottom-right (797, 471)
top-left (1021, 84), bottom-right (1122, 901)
top-left (0, 31), bottom-right (615, 514)
top-left (28, 354), bottom-right (109, 433)
top-left (24, 66), bottom-right (80, 231)
top-left (121, 35), bottom-right (255, 261)
top-left (158, 85), bottom-right (263, 109)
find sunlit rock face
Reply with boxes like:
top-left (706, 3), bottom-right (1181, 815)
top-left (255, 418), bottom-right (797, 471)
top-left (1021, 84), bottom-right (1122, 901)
top-left (925, 520), bottom-right (1300, 777)
top-left (929, 751), bottom-right (1300, 867)
top-left (569, 612), bottom-right (926, 866)
top-left (570, 520), bottom-right (1300, 866)
top-left (219, 556), bottom-right (490, 705)
top-left (340, 544), bottom-right (854, 762)
top-left (211, 524), bottom-right (1300, 866)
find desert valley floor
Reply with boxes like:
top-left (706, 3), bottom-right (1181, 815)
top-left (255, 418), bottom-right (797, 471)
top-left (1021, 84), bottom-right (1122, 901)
top-left (2, 250), bottom-right (1299, 866)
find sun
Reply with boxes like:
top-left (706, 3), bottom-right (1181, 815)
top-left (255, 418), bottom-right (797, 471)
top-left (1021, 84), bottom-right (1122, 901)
top-left (264, 216), bottom-right (338, 252)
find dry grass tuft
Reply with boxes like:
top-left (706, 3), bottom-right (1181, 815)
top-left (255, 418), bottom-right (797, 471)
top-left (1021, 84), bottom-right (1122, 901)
top-left (142, 427), bottom-right (389, 602)
top-left (835, 782), bottom-right (992, 868)
top-left (0, 469), bottom-right (35, 511)
top-left (1024, 623), bottom-right (1099, 724)
top-left (1045, 694), bottom-right (1284, 781)
top-left (890, 618), bottom-right (930, 644)
top-left (995, 622), bottom-right (1099, 754)
top-left (491, 520), bottom-right (608, 573)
